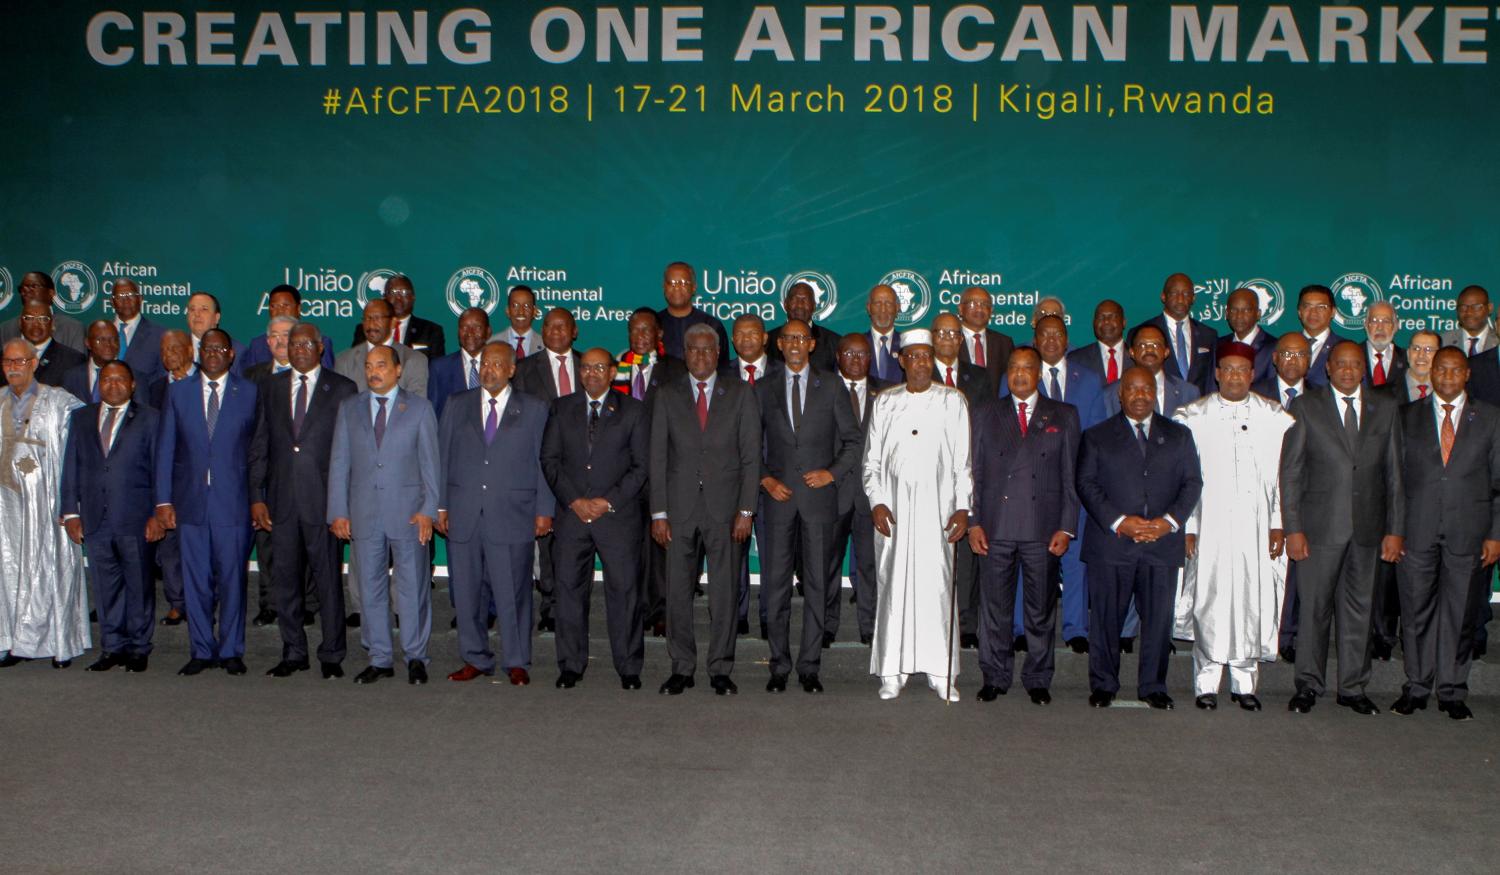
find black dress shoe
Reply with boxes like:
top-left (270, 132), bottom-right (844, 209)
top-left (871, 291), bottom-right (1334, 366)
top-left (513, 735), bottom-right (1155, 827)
top-left (536, 616), bottom-right (555, 633)
top-left (737, 618), bottom-right (749, 636)
top-left (1011, 637), bottom-right (1028, 653)
top-left (556, 669), bottom-right (582, 689)
top-left (303, 613), bottom-right (316, 627)
top-left (822, 631), bottom-right (836, 648)
top-left (960, 632), bottom-right (979, 650)
top-left (52, 658), bottom-right (72, 669)
top-left (1195, 694), bottom-right (1218, 710)
top-left (1473, 641), bottom-right (1488, 660)
top-left (320, 662), bottom-right (344, 679)
top-left (976, 684), bottom-right (1004, 702)
top-left (0, 654), bottom-right (27, 668)
top-left (87, 653), bottom-right (125, 672)
top-left (658, 673), bottom-right (694, 695)
top-left (1231, 693), bottom-right (1262, 711)
top-left (265, 660), bottom-right (309, 678)
top-left (1120, 637), bottom-right (1135, 654)
top-left (345, 613), bottom-right (362, 629)
top-left (620, 674), bottom-right (641, 690)
top-left (408, 662), bottom-right (428, 685)
top-left (1280, 646), bottom-right (1296, 664)
top-left (90, 609), bottom-right (98, 623)
top-left (1141, 692), bottom-right (1175, 710)
top-left (1336, 695), bottom-right (1380, 715)
top-left (178, 658), bottom-right (215, 676)
top-left (849, 591), bottom-right (857, 604)
top-left (710, 675), bottom-right (738, 695)
top-left (1067, 637), bottom-right (1089, 654)
top-left (252, 608), bottom-right (278, 627)
top-left (1390, 693), bottom-right (1428, 715)
top-left (222, 658), bottom-right (248, 676)
top-left (766, 674), bottom-right (788, 693)
top-left (860, 633), bottom-right (873, 645)
top-left (1371, 640), bottom-right (1394, 661)
top-left (1288, 691), bottom-right (1317, 713)
top-left (1088, 690), bottom-right (1114, 708)
top-left (353, 665), bottom-right (395, 684)
top-left (759, 622), bottom-right (769, 640)
top-left (124, 655), bottom-right (149, 673)
top-left (1439, 700), bottom-right (1474, 721)
top-left (800, 674), bottom-right (824, 693)
top-left (1027, 688), bottom-right (1052, 705)
top-left (159, 610), bottom-right (185, 626)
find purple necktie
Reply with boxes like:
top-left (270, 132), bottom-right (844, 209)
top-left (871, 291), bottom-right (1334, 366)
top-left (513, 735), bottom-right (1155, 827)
top-left (632, 370), bottom-right (645, 400)
top-left (484, 398), bottom-right (498, 444)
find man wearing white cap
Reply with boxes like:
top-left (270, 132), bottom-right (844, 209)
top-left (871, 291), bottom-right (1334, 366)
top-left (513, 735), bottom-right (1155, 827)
top-left (862, 328), bottom-right (973, 701)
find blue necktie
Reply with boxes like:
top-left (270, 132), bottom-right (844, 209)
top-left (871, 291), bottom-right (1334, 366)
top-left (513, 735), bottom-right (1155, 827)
top-left (91, 368), bottom-right (100, 403)
top-left (468, 357), bottom-right (479, 389)
top-left (1174, 320), bottom-right (1189, 379)
top-left (1285, 386), bottom-right (1298, 409)
top-left (205, 381), bottom-right (220, 441)
top-left (117, 322), bottom-right (129, 358)
top-left (1048, 366), bottom-right (1062, 401)
top-left (1136, 422), bottom-right (1149, 456)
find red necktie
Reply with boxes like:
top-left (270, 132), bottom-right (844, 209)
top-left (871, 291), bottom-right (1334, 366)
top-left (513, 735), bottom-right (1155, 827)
top-left (514, 335), bottom-right (525, 359)
top-left (392, 320), bottom-right (401, 344)
top-left (556, 355), bottom-right (571, 395)
top-left (1418, 384), bottom-right (1429, 399)
top-left (1017, 401), bottom-right (1028, 436)
top-left (945, 366), bottom-right (955, 387)
top-left (1106, 347), bottom-right (1118, 383)
top-left (696, 381), bottom-right (709, 430)
top-left (1373, 351), bottom-right (1386, 386)
top-left (745, 364), bottom-right (756, 386)
top-left (973, 335), bottom-right (986, 368)
top-left (1441, 404), bottom-right (1456, 466)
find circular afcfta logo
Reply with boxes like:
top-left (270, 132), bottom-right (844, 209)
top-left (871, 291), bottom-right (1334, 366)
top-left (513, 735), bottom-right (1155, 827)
top-left (51, 261), bottom-right (98, 314)
top-left (446, 267), bottom-right (501, 317)
top-left (0, 267), bottom-right (13, 311)
top-left (880, 269), bottom-right (932, 327)
top-left (356, 268), bottom-right (401, 310)
top-left (781, 270), bottom-right (838, 322)
top-left (1329, 273), bottom-right (1384, 332)
top-left (1236, 278), bottom-right (1286, 326)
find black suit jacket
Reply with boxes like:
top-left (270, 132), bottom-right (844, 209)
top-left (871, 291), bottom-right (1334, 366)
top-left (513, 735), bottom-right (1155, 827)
top-left (1303, 330), bottom-right (1355, 387)
top-left (1396, 396), bottom-right (1500, 552)
top-left (611, 354), bottom-right (687, 408)
top-left (755, 366), bottom-right (862, 523)
top-left (767, 323), bottom-right (842, 374)
top-left (958, 327), bottom-right (1016, 390)
top-left (35, 341), bottom-right (85, 388)
top-left (1363, 343), bottom-right (1408, 390)
top-left (932, 360), bottom-right (993, 411)
top-left (1077, 413), bottom-right (1202, 568)
top-left (1137, 314), bottom-right (1218, 394)
top-left (243, 361), bottom-right (285, 387)
top-left (349, 314), bottom-right (445, 359)
top-left (59, 402), bottom-right (159, 538)
top-left (649, 375), bottom-right (761, 523)
top-left (1067, 342), bottom-right (1133, 386)
top-left (63, 360), bottom-right (148, 406)
top-left (1217, 329), bottom-right (1278, 384)
top-left (248, 369), bottom-right (359, 526)
top-left (1467, 348), bottom-right (1500, 407)
top-left (542, 392), bottom-right (649, 531)
top-left (1280, 386), bottom-right (1404, 547)
top-left (514, 348), bottom-right (583, 401)
top-left (835, 376), bottom-right (893, 515)
top-left (971, 395), bottom-right (1080, 543)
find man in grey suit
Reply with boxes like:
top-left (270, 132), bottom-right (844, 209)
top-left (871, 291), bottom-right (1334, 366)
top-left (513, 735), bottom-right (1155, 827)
top-left (1281, 342), bottom-right (1405, 716)
top-left (651, 323), bottom-right (761, 696)
top-left (1441, 285), bottom-right (1497, 357)
top-left (1391, 347), bottom-right (1500, 721)
top-left (327, 345), bottom-right (440, 686)
top-left (438, 341), bottom-right (555, 687)
top-left (334, 298), bottom-right (428, 395)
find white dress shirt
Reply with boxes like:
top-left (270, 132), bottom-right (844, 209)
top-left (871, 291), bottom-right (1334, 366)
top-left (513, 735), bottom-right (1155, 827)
top-left (1433, 391), bottom-right (1467, 437)
top-left (460, 349), bottom-right (482, 389)
top-left (1097, 340), bottom-right (1127, 376)
top-left (1041, 358), bottom-right (1069, 402)
top-left (549, 349), bottom-right (577, 396)
top-left (1333, 384), bottom-right (1363, 429)
top-left (289, 366), bottom-right (321, 419)
top-left (1012, 392), bottom-right (1039, 430)
top-left (1275, 377), bottom-right (1305, 410)
top-left (1166, 314), bottom-right (1194, 368)
top-left (737, 355), bottom-right (767, 383)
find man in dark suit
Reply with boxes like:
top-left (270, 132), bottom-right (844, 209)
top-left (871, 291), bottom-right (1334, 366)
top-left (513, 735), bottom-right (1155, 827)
top-left (147, 329), bottom-right (195, 626)
top-left (108, 279), bottom-right (165, 388)
top-left (658, 261), bottom-right (729, 368)
top-left (328, 345), bottom-right (441, 686)
top-left (827, 334), bottom-right (891, 645)
top-left (185, 292), bottom-right (247, 377)
top-left (1460, 331), bottom-right (1500, 660)
top-left (865, 284), bottom-right (903, 384)
top-left (957, 286), bottom-right (1015, 389)
top-left (1068, 299), bottom-right (1131, 387)
top-left (248, 324), bottom-right (358, 679)
top-left (756, 320), bottom-right (861, 693)
top-left (154, 329), bottom-right (258, 677)
top-left (243, 285), bottom-right (334, 371)
top-left (20, 300), bottom-right (86, 387)
top-left (243, 314), bottom-right (299, 629)
top-left (1133, 273), bottom-right (1218, 395)
top-left (767, 282), bottom-right (841, 373)
top-left (932, 312), bottom-right (993, 649)
top-left (1281, 342), bottom-right (1405, 716)
top-left (63, 320), bottom-right (119, 405)
top-left (1077, 368), bottom-right (1203, 709)
top-left (428, 307), bottom-right (489, 420)
top-left (969, 347), bottom-right (1080, 704)
top-left (542, 348), bottom-right (648, 689)
top-left (1105, 325), bottom-right (1200, 418)
top-left (1391, 348), bottom-right (1500, 721)
top-left (1296, 285), bottom-right (1352, 387)
top-left (0, 271), bottom-right (85, 353)
top-left (59, 361), bottom-right (163, 673)
top-left (650, 323), bottom-right (761, 695)
top-left (438, 340), bottom-right (554, 686)
top-left (721, 313), bottom-right (779, 636)
top-left (1361, 302), bottom-right (1406, 390)
top-left (1252, 333), bottom-right (1310, 411)
top-left (346, 274), bottom-right (445, 360)
top-left (1220, 287), bottom-right (1277, 384)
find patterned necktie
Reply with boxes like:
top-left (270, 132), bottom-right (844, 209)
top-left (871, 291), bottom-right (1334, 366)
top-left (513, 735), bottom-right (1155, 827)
top-left (588, 399), bottom-right (600, 446)
top-left (1174, 320), bottom-right (1189, 379)
top-left (1373, 351), bottom-right (1386, 386)
top-left (293, 375), bottom-right (308, 439)
top-left (1418, 384), bottom-right (1429, 399)
top-left (632, 368), bottom-right (646, 400)
top-left (790, 373), bottom-right (803, 432)
top-left (374, 396), bottom-right (388, 450)
top-left (973, 335), bottom-right (986, 368)
top-left (484, 398), bottom-right (498, 444)
top-left (1285, 386), bottom-right (1298, 409)
top-left (696, 381), bottom-right (709, 430)
top-left (849, 381), bottom-right (861, 423)
top-left (1343, 396), bottom-right (1359, 445)
top-left (206, 380), bottom-right (221, 441)
top-left (467, 356), bottom-right (479, 389)
top-left (1136, 421), bottom-right (1149, 456)
top-left (1441, 403), bottom-right (1456, 465)
top-left (1017, 401), bottom-right (1028, 436)
top-left (117, 322), bottom-right (129, 358)
top-left (556, 355), bottom-right (572, 395)
top-left (514, 334), bottom-right (525, 359)
top-left (945, 366), bottom-right (955, 387)
top-left (1049, 366), bottom-right (1061, 401)
top-left (1106, 347), bottom-right (1118, 383)
top-left (100, 406), bottom-right (118, 456)
top-left (745, 364), bottom-right (756, 386)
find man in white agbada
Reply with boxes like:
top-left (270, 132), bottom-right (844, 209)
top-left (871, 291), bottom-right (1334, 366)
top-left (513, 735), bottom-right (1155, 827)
top-left (863, 329), bottom-right (973, 702)
top-left (1173, 340), bottom-right (1294, 710)
top-left (0, 338), bottom-right (88, 667)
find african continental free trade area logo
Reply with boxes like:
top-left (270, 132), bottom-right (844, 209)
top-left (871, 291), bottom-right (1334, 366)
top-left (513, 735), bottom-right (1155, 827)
top-left (781, 270), bottom-right (838, 323)
top-left (51, 261), bottom-right (98, 314)
top-left (1330, 272), bottom-right (1385, 332)
top-left (880, 269), bottom-right (932, 327)
top-left (355, 268), bottom-right (401, 309)
top-left (0, 267), bottom-right (12, 311)
top-left (446, 266), bottom-right (501, 317)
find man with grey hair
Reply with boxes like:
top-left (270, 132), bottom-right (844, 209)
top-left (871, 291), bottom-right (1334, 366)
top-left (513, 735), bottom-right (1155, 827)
top-left (1031, 296), bottom-right (1067, 326)
top-left (0, 337), bottom-right (88, 668)
top-left (0, 271), bottom-right (86, 353)
top-left (1362, 302), bottom-right (1406, 389)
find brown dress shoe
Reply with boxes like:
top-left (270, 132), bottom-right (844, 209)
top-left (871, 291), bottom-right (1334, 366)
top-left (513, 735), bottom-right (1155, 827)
top-left (508, 667), bottom-right (531, 686)
top-left (447, 664), bottom-right (491, 682)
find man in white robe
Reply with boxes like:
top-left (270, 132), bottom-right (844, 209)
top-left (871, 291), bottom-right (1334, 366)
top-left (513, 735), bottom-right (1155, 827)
top-left (864, 329), bottom-right (973, 701)
top-left (1173, 340), bottom-right (1294, 710)
top-left (0, 338), bottom-right (88, 667)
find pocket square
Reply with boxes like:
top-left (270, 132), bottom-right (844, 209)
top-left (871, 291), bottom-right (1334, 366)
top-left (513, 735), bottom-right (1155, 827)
top-left (1045, 426), bottom-right (1060, 433)
top-left (1196, 346), bottom-right (1210, 354)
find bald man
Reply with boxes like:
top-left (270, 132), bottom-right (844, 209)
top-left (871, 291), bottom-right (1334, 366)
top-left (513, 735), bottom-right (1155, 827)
top-left (1133, 273), bottom-right (1218, 394)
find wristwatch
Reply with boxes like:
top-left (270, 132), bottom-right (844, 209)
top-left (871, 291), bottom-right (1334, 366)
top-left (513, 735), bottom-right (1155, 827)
top-left (737, 510), bottom-right (754, 518)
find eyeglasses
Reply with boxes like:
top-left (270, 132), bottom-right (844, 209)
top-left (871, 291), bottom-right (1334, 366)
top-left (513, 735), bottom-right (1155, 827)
top-left (665, 279), bottom-right (693, 288)
top-left (1459, 302), bottom-right (1490, 312)
top-left (1301, 303), bottom-right (1332, 312)
top-left (2, 357), bottom-right (35, 366)
top-left (578, 363), bottom-right (612, 374)
top-left (932, 330), bottom-right (963, 340)
top-left (1408, 345), bottom-right (1438, 354)
top-left (112, 292), bottom-right (142, 301)
top-left (1276, 350), bottom-right (1310, 360)
top-left (1134, 341), bottom-right (1166, 351)
top-left (288, 340), bottom-right (319, 350)
top-left (780, 335), bottom-right (811, 344)
top-left (200, 344), bottom-right (231, 354)
top-left (19, 315), bottom-right (51, 324)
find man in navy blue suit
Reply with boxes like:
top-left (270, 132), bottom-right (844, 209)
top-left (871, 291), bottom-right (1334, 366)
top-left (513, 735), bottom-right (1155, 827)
top-left (241, 285), bottom-right (334, 372)
top-left (63, 320), bottom-right (120, 405)
top-left (969, 347), bottom-right (1080, 704)
top-left (1133, 273), bottom-right (1218, 395)
top-left (1219, 288), bottom-right (1278, 385)
top-left (108, 279), bottom-right (165, 389)
top-left (1067, 299), bottom-right (1131, 388)
top-left (154, 328), bottom-right (259, 676)
top-left (60, 361), bottom-right (164, 673)
top-left (865, 284), bottom-right (903, 384)
top-left (1077, 367), bottom-right (1203, 709)
top-left (428, 307), bottom-right (490, 420)
top-left (1297, 285), bottom-right (1352, 388)
top-left (438, 340), bottom-right (555, 687)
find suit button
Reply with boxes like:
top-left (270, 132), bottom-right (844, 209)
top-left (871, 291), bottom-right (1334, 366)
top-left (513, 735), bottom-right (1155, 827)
top-left (585, 464), bottom-right (592, 470)
top-left (377, 463), bottom-right (383, 468)
top-left (482, 485), bottom-right (487, 490)
top-left (293, 446), bottom-right (301, 453)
